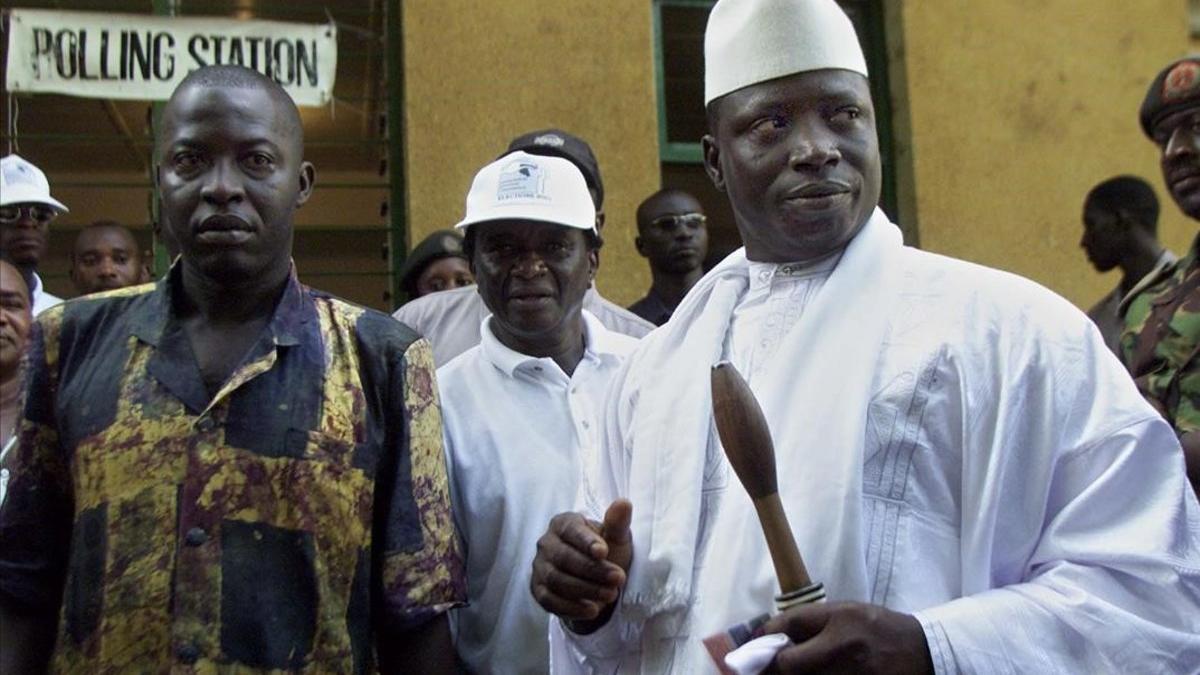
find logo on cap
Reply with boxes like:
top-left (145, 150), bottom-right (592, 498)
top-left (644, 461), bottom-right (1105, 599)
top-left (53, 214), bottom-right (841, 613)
top-left (1163, 61), bottom-right (1200, 103)
top-left (3, 161), bottom-right (32, 184)
top-left (532, 134), bottom-right (565, 148)
top-left (497, 160), bottom-right (549, 201)
top-left (441, 234), bottom-right (462, 253)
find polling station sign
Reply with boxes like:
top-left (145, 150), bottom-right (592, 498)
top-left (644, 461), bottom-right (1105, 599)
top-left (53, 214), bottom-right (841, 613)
top-left (4, 9), bottom-right (337, 106)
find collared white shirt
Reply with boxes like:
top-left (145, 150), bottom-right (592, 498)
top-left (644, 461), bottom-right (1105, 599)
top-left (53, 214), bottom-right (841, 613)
top-left (439, 310), bottom-right (637, 675)
top-left (394, 285), bottom-right (654, 367)
top-left (30, 272), bottom-right (62, 316)
top-left (731, 254), bottom-right (839, 377)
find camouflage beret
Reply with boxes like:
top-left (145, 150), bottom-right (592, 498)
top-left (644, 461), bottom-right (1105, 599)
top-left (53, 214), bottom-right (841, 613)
top-left (1141, 56), bottom-right (1200, 139)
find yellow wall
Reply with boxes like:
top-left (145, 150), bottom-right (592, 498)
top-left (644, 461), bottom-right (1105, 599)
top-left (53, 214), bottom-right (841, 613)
top-left (402, 0), bottom-right (661, 305)
top-left (891, 1), bottom-right (1191, 309)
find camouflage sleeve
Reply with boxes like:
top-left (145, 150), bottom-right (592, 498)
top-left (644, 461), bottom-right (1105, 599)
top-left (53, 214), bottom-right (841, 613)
top-left (1170, 357), bottom-right (1200, 435)
top-left (376, 337), bottom-right (466, 627)
top-left (1119, 291), bottom-right (1153, 374)
top-left (1119, 266), bottom-right (1200, 433)
top-left (0, 312), bottom-right (74, 613)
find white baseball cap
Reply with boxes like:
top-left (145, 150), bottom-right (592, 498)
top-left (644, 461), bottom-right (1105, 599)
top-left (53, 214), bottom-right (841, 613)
top-left (0, 154), bottom-right (68, 212)
top-left (704, 0), bottom-right (868, 105)
top-left (455, 151), bottom-right (595, 233)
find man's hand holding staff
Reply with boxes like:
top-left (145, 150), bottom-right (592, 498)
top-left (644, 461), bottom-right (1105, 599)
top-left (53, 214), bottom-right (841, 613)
top-left (712, 362), bottom-right (932, 675)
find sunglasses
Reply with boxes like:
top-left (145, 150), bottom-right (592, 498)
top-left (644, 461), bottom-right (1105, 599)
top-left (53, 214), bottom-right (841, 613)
top-left (0, 204), bottom-right (57, 225)
top-left (650, 213), bottom-right (707, 229)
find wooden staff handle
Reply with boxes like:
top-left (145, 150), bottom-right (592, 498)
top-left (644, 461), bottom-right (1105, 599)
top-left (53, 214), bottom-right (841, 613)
top-left (753, 493), bottom-right (812, 593)
top-left (711, 362), bottom-right (813, 594)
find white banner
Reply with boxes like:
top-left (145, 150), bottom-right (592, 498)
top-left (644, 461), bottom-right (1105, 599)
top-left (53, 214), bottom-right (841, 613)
top-left (4, 9), bottom-right (337, 107)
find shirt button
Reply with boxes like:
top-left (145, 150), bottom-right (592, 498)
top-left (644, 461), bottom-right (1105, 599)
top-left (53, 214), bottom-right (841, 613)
top-left (184, 527), bottom-right (208, 547)
top-left (195, 416), bottom-right (216, 433)
top-left (581, 420), bottom-right (590, 429)
top-left (176, 643), bottom-right (201, 664)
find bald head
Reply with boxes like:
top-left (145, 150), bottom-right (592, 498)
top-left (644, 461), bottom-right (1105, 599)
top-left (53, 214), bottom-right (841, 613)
top-left (155, 64), bottom-right (315, 286)
top-left (160, 65), bottom-right (303, 154)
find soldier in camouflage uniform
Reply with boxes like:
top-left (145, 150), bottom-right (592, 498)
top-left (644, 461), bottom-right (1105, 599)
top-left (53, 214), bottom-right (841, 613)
top-left (0, 66), bottom-right (465, 673)
top-left (1122, 56), bottom-right (1200, 496)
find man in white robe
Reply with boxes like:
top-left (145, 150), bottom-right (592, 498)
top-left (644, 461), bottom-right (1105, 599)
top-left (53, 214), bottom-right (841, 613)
top-left (528, 1), bottom-right (1200, 673)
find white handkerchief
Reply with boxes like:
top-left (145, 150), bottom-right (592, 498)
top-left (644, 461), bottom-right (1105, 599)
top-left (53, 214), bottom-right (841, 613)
top-left (725, 632), bottom-right (792, 675)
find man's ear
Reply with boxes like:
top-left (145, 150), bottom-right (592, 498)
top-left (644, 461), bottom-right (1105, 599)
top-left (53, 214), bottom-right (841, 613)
top-left (296, 162), bottom-right (316, 207)
top-left (588, 247), bottom-right (599, 282)
top-left (635, 235), bottom-right (648, 257)
top-left (702, 134), bottom-right (725, 192)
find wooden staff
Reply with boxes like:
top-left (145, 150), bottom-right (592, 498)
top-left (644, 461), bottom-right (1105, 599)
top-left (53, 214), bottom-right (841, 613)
top-left (711, 361), bottom-right (824, 608)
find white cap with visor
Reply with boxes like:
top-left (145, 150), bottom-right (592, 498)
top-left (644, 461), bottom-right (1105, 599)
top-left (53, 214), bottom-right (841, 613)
top-left (456, 151), bottom-right (595, 233)
top-left (0, 154), bottom-right (68, 212)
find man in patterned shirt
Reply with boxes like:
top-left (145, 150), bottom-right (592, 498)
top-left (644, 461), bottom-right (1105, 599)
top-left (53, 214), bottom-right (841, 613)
top-left (0, 65), bottom-right (465, 672)
top-left (1124, 56), bottom-right (1200, 496)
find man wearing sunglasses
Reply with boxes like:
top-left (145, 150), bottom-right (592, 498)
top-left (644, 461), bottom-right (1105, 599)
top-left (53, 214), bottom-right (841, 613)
top-left (629, 189), bottom-right (710, 326)
top-left (0, 155), bottom-right (68, 316)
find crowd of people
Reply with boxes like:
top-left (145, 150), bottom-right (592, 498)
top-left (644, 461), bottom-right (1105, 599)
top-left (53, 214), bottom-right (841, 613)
top-left (1, 0), bottom-right (1199, 672)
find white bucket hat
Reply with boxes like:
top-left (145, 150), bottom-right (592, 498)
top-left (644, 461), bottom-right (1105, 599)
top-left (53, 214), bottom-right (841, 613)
top-left (0, 154), bottom-right (68, 212)
top-left (704, 0), bottom-right (868, 105)
top-left (455, 151), bottom-right (595, 233)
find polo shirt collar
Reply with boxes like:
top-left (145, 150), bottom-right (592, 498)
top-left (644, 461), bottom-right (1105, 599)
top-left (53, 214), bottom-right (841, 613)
top-left (480, 309), bottom-right (615, 378)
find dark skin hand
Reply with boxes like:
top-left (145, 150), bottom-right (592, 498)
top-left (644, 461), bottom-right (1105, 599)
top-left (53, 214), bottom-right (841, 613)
top-left (530, 499), bottom-right (633, 634)
top-left (377, 613), bottom-right (456, 674)
top-left (763, 602), bottom-right (933, 675)
top-left (1178, 431), bottom-right (1200, 497)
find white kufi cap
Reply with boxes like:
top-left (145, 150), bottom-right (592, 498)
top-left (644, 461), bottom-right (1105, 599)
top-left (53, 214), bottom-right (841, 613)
top-left (704, 0), bottom-right (868, 105)
top-left (456, 151), bottom-right (596, 233)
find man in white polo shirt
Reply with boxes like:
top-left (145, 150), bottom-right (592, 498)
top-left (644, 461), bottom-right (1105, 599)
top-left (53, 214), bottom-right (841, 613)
top-left (393, 130), bottom-right (653, 367)
top-left (438, 151), bottom-right (637, 674)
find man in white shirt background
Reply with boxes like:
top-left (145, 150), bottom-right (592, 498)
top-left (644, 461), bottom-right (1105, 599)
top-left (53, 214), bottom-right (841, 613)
top-left (0, 155), bottom-right (67, 316)
top-left (393, 129), bottom-right (652, 367)
top-left (529, 0), bottom-right (1200, 673)
top-left (438, 151), bottom-right (636, 673)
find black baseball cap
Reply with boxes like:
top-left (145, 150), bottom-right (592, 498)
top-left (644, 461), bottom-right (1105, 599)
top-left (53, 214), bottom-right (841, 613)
top-left (504, 129), bottom-right (604, 209)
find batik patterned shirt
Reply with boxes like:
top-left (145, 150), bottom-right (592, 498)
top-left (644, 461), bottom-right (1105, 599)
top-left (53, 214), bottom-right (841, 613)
top-left (0, 267), bottom-right (465, 673)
